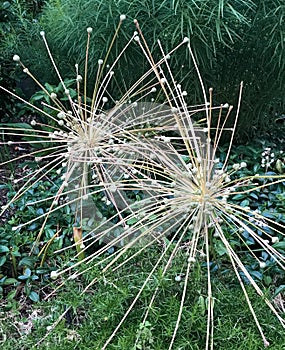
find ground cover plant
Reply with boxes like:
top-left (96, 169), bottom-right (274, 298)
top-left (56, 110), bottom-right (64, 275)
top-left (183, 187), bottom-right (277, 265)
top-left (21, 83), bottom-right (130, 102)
top-left (0, 14), bottom-right (285, 350)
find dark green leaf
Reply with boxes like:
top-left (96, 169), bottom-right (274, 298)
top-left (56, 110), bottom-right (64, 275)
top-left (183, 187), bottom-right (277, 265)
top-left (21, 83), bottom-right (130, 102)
top-left (0, 245), bottom-right (9, 253)
top-left (29, 291), bottom-right (39, 302)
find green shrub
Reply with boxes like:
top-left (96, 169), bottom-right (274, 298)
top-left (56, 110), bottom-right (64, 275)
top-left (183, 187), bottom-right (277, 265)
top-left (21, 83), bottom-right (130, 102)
top-left (8, 0), bottom-right (284, 140)
top-left (0, 0), bottom-right (45, 121)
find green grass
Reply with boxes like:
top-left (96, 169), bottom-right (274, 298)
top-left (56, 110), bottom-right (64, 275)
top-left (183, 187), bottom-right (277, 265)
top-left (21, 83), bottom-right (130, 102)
top-left (1, 246), bottom-right (284, 350)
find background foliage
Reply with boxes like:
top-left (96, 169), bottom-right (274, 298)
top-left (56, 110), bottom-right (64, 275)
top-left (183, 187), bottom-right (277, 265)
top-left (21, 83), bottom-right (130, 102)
top-left (2, 0), bottom-right (284, 139)
top-left (0, 0), bottom-right (44, 121)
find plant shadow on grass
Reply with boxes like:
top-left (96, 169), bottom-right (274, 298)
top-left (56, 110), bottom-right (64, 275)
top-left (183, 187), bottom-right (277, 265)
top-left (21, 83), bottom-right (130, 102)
top-left (1, 246), bottom-right (284, 350)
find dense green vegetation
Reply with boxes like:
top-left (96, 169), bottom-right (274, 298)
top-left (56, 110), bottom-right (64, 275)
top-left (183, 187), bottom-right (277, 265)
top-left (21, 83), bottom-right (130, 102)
top-left (1, 0), bottom-right (284, 138)
top-left (0, 1), bottom-right (284, 349)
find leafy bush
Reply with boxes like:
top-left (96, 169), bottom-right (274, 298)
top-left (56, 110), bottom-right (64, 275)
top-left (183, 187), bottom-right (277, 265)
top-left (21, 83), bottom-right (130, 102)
top-left (9, 0), bottom-right (285, 139)
top-left (0, 0), bottom-right (44, 121)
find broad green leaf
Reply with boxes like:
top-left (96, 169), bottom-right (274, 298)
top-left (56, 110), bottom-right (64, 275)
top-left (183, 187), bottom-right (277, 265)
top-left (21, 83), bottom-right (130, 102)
top-left (0, 256), bottom-right (6, 266)
top-left (0, 245), bottom-right (9, 253)
top-left (29, 291), bottom-right (39, 302)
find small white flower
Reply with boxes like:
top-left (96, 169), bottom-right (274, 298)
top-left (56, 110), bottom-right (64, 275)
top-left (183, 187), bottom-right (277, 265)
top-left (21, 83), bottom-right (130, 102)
top-left (50, 92), bottom-right (57, 99)
top-left (120, 14), bottom-right (126, 21)
top-left (31, 120), bottom-right (37, 126)
top-left (102, 97), bottom-right (108, 103)
top-left (13, 54), bottom-right (20, 62)
top-left (58, 120), bottom-right (64, 126)
top-left (46, 326), bottom-right (53, 331)
top-left (160, 77), bottom-right (167, 84)
top-left (240, 162), bottom-right (247, 168)
top-left (76, 75), bottom-right (82, 82)
top-left (183, 37), bottom-right (190, 43)
top-left (23, 68), bottom-right (29, 74)
top-left (64, 89), bottom-right (70, 96)
top-left (134, 36), bottom-right (140, 42)
top-left (7, 140), bottom-right (13, 145)
top-left (151, 87), bottom-right (157, 93)
top-left (232, 164), bottom-right (240, 171)
top-left (40, 31), bottom-right (45, 37)
top-left (87, 27), bottom-right (93, 34)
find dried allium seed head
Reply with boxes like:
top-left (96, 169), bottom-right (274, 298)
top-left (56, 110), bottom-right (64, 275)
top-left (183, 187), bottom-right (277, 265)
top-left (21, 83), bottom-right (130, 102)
top-left (87, 27), bottom-right (93, 34)
top-left (13, 55), bottom-right (20, 62)
top-left (271, 237), bottom-right (279, 243)
top-left (188, 257), bottom-right (196, 263)
top-left (50, 271), bottom-right (58, 280)
top-left (40, 31), bottom-right (45, 37)
top-left (57, 111), bottom-right (65, 119)
top-left (259, 261), bottom-right (266, 269)
top-left (120, 14), bottom-right (126, 21)
top-left (175, 275), bottom-right (182, 282)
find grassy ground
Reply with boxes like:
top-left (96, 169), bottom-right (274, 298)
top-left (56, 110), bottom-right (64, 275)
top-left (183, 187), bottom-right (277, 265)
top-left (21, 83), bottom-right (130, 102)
top-left (0, 247), bottom-right (284, 350)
